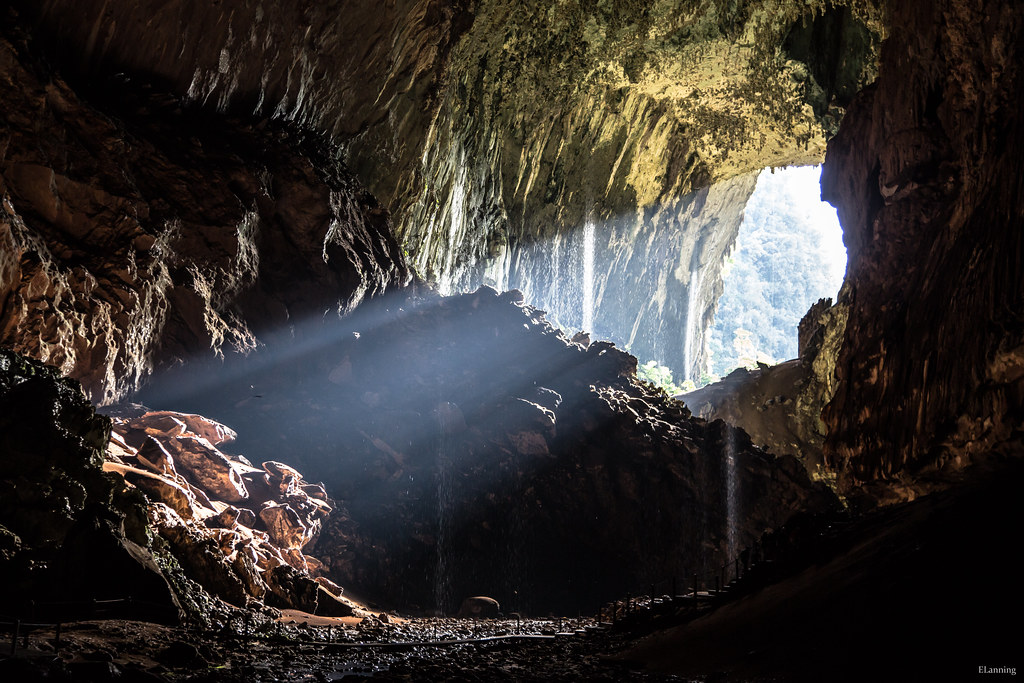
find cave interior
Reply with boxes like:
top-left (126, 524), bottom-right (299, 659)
top-left (0, 0), bottom-right (1021, 681)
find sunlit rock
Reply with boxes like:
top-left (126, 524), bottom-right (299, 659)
top-left (259, 502), bottom-right (315, 551)
top-left (136, 436), bottom-right (178, 477)
top-left (204, 505), bottom-right (241, 530)
top-left (165, 436), bottom-right (250, 504)
top-left (149, 502), bottom-right (248, 607)
top-left (104, 461), bottom-right (197, 520)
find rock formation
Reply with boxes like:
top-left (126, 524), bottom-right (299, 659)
top-left (0, 349), bottom-right (182, 621)
top-left (677, 296), bottom-right (847, 477)
top-left (0, 0), bottom-right (1020, 643)
top-left (136, 287), bottom-right (837, 614)
top-left (104, 408), bottom-right (355, 615)
top-left (8, 0), bottom-right (882, 388)
top-left (0, 346), bottom-right (359, 621)
top-left (0, 11), bottom-right (411, 404)
top-left (820, 0), bottom-right (1024, 502)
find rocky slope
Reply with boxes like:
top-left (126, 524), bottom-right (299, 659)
top-left (135, 287), bottom-right (838, 614)
top-left (677, 297), bottom-right (847, 476)
top-left (105, 408), bottom-right (359, 617)
top-left (0, 347), bottom-right (357, 624)
top-left (820, 0), bottom-right (1024, 501)
top-left (0, 13), bottom-right (411, 405)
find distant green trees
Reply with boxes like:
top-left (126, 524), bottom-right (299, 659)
top-left (637, 360), bottom-right (688, 395)
top-left (706, 166), bottom-right (846, 382)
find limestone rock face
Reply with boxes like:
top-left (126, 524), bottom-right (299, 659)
top-left (259, 502), bottom-right (315, 551)
top-left (678, 296), bottom-right (848, 475)
top-left (142, 287), bottom-right (838, 614)
top-left (10, 1), bottom-right (882, 385)
top-left (820, 0), bottom-right (1024, 500)
top-left (388, 1), bottom-right (878, 379)
top-left (0, 16), bottom-right (411, 404)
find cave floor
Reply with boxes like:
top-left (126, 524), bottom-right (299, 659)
top-left (4, 460), bottom-right (1021, 682)
top-left (0, 614), bottom-right (681, 682)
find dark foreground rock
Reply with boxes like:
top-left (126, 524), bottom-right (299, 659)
top-left (0, 348), bottom-right (181, 622)
top-left (3, 461), bottom-right (1018, 683)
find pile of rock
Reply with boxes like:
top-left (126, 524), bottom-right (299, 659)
top-left (104, 408), bottom-right (355, 615)
top-left (155, 286), bottom-right (838, 614)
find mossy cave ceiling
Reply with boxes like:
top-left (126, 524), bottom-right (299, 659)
top-left (16, 2), bottom-right (882, 372)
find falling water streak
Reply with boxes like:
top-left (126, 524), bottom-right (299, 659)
top-left (683, 269), bottom-right (700, 382)
top-left (551, 237), bottom-right (561, 317)
top-left (434, 428), bottom-right (454, 615)
top-left (583, 219), bottom-right (595, 331)
top-left (725, 428), bottom-right (738, 562)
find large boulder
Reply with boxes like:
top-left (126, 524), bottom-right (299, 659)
top-left (164, 436), bottom-right (249, 503)
top-left (259, 502), bottom-right (316, 550)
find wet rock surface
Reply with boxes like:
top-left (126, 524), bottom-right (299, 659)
top-left (0, 615), bottom-right (674, 682)
top-left (138, 286), bottom-right (838, 615)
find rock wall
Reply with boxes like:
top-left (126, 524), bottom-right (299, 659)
top-left (677, 297), bottom-right (847, 477)
top-left (399, 0), bottom-right (880, 378)
top-left (821, 0), bottom-right (1024, 499)
top-left (11, 0), bottom-right (882, 385)
top-left (0, 16), bottom-right (411, 404)
top-left (509, 173), bottom-right (757, 381)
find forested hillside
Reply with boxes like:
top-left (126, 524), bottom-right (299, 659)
top-left (706, 166), bottom-right (846, 381)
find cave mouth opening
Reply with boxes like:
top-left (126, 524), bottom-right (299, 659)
top-left (702, 165), bottom-right (846, 386)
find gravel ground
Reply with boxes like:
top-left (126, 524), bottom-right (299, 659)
top-left (0, 615), bottom-right (685, 682)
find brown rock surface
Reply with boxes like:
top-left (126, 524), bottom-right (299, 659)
top-left (820, 0), bottom-right (1024, 500)
top-left (163, 436), bottom-right (249, 504)
top-left (96, 404), bottom-right (344, 614)
top-left (677, 296), bottom-right (848, 478)
top-left (0, 13), bottom-right (411, 404)
top-left (103, 461), bottom-right (197, 521)
top-left (259, 502), bottom-right (317, 551)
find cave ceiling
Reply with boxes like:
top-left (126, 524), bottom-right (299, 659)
top-left (10, 0), bottom-right (884, 388)
top-left (18, 0), bottom-right (883, 270)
